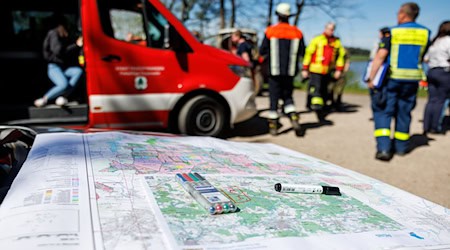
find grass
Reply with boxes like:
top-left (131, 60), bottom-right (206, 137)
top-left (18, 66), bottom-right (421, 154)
top-left (349, 55), bottom-right (370, 62)
top-left (292, 71), bottom-right (368, 95)
top-left (291, 70), bottom-right (429, 98)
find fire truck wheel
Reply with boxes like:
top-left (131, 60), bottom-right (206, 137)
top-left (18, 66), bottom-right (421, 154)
top-left (178, 95), bottom-right (225, 137)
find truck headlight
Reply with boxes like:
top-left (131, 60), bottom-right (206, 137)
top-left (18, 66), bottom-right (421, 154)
top-left (228, 65), bottom-right (252, 78)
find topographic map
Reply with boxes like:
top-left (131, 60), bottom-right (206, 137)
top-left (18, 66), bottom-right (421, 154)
top-left (84, 132), bottom-right (450, 250)
top-left (144, 175), bottom-right (401, 245)
top-left (1, 131), bottom-right (448, 250)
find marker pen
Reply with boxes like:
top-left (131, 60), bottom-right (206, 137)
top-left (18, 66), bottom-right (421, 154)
top-left (176, 173), bottom-right (217, 214)
top-left (176, 173), bottom-right (238, 214)
top-left (274, 183), bottom-right (341, 196)
top-left (194, 173), bottom-right (237, 212)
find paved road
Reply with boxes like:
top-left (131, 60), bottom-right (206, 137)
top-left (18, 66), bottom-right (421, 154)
top-left (227, 90), bottom-right (450, 208)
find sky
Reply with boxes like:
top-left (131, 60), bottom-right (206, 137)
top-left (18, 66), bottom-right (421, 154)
top-left (296, 0), bottom-right (450, 50)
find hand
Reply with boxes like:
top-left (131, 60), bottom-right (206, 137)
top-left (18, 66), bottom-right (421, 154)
top-left (301, 70), bottom-right (309, 79)
top-left (76, 36), bottom-right (83, 47)
top-left (333, 70), bottom-right (342, 80)
top-left (366, 78), bottom-right (374, 89)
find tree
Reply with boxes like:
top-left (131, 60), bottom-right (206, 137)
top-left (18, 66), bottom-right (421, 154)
top-left (266, 0), bottom-right (273, 27)
top-left (181, 0), bottom-right (197, 22)
top-left (162, 0), bottom-right (361, 46)
top-left (230, 0), bottom-right (236, 28)
top-left (293, 0), bottom-right (305, 26)
top-left (220, 0), bottom-right (225, 28)
top-left (264, 0), bottom-right (359, 27)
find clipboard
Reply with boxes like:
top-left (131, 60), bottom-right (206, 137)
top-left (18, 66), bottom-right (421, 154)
top-left (363, 61), bottom-right (389, 89)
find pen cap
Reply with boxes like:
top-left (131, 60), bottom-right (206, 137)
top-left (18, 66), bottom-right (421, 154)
top-left (274, 183), bottom-right (282, 192)
top-left (322, 186), bottom-right (341, 196)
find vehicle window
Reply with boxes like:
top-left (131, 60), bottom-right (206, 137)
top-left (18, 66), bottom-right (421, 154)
top-left (144, 2), bottom-right (169, 49)
top-left (97, 0), bottom-right (147, 46)
top-left (97, 0), bottom-right (188, 50)
top-left (110, 9), bottom-right (147, 46)
top-left (143, 1), bottom-right (191, 51)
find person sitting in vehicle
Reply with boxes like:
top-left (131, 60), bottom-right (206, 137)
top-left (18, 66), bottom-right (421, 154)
top-left (125, 32), bottom-right (146, 46)
top-left (34, 14), bottom-right (84, 107)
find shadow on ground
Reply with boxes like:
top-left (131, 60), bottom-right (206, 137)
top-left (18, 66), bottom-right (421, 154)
top-left (408, 133), bottom-right (434, 153)
top-left (225, 102), bottom-right (361, 138)
top-left (224, 114), bottom-right (270, 138)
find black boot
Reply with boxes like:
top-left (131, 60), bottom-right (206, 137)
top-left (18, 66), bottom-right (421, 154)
top-left (268, 119), bottom-right (279, 136)
top-left (333, 94), bottom-right (343, 111)
top-left (288, 112), bottom-right (302, 136)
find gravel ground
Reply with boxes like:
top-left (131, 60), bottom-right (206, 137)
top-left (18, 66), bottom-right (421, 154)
top-left (228, 90), bottom-right (450, 208)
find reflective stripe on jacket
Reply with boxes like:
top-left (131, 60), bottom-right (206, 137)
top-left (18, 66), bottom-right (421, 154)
top-left (260, 23), bottom-right (305, 76)
top-left (389, 23), bottom-right (430, 81)
top-left (302, 34), bottom-right (346, 75)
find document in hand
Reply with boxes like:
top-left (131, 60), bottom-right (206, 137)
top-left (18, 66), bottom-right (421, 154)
top-left (363, 60), bottom-right (389, 89)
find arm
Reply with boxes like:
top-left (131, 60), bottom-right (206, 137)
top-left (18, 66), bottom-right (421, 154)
top-left (298, 37), bottom-right (306, 58)
top-left (334, 41), bottom-right (346, 79)
top-left (241, 51), bottom-right (251, 63)
top-left (65, 38), bottom-right (82, 54)
top-left (259, 35), bottom-right (269, 59)
top-left (343, 54), bottom-right (351, 73)
top-left (367, 48), bottom-right (388, 89)
top-left (48, 31), bottom-right (64, 60)
top-left (237, 42), bottom-right (252, 64)
top-left (302, 37), bottom-right (316, 70)
top-left (302, 37), bottom-right (317, 79)
top-left (296, 38), bottom-right (306, 78)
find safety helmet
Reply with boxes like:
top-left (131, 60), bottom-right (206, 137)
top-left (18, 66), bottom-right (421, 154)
top-left (276, 3), bottom-right (291, 17)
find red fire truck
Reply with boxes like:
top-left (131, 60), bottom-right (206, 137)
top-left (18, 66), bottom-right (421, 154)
top-left (0, 0), bottom-right (257, 137)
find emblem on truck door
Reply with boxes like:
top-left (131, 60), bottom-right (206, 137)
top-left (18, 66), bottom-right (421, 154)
top-left (135, 76), bottom-right (148, 90)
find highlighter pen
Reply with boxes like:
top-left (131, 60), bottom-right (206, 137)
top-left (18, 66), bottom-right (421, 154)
top-left (274, 183), bottom-right (341, 196)
top-left (176, 173), bottom-right (217, 215)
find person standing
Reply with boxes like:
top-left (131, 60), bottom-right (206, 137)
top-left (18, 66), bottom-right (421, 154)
top-left (259, 3), bottom-right (305, 136)
top-left (34, 14), bottom-right (84, 108)
top-left (331, 48), bottom-right (351, 110)
top-left (367, 2), bottom-right (430, 161)
top-left (369, 27), bottom-right (391, 60)
top-left (301, 22), bottom-right (346, 121)
top-left (423, 20), bottom-right (450, 135)
top-left (367, 27), bottom-right (391, 125)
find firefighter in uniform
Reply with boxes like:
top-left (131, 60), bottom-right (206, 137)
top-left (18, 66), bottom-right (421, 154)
top-left (259, 2), bottom-right (305, 136)
top-left (301, 22), bottom-right (346, 121)
top-left (367, 2), bottom-right (430, 161)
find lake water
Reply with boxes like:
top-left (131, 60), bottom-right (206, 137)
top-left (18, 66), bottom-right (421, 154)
top-left (348, 61), bottom-right (369, 89)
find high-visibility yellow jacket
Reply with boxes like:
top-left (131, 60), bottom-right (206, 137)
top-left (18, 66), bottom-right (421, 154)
top-left (302, 34), bottom-right (346, 74)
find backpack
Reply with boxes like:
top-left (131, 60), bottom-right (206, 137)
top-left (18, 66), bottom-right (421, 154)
top-left (0, 126), bottom-right (36, 204)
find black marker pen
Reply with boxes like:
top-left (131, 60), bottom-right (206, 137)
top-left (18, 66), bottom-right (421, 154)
top-left (274, 183), bottom-right (341, 196)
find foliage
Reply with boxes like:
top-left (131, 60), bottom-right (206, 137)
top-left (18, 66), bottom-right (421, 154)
top-left (349, 55), bottom-right (370, 62)
top-left (161, 0), bottom-right (363, 44)
top-left (347, 47), bottom-right (370, 57)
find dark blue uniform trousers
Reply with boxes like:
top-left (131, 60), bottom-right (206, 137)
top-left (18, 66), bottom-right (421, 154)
top-left (269, 75), bottom-right (295, 112)
top-left (374, 79), bottom-right (418, 153)
top-left (423, 68), bottom-right (450, 132)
